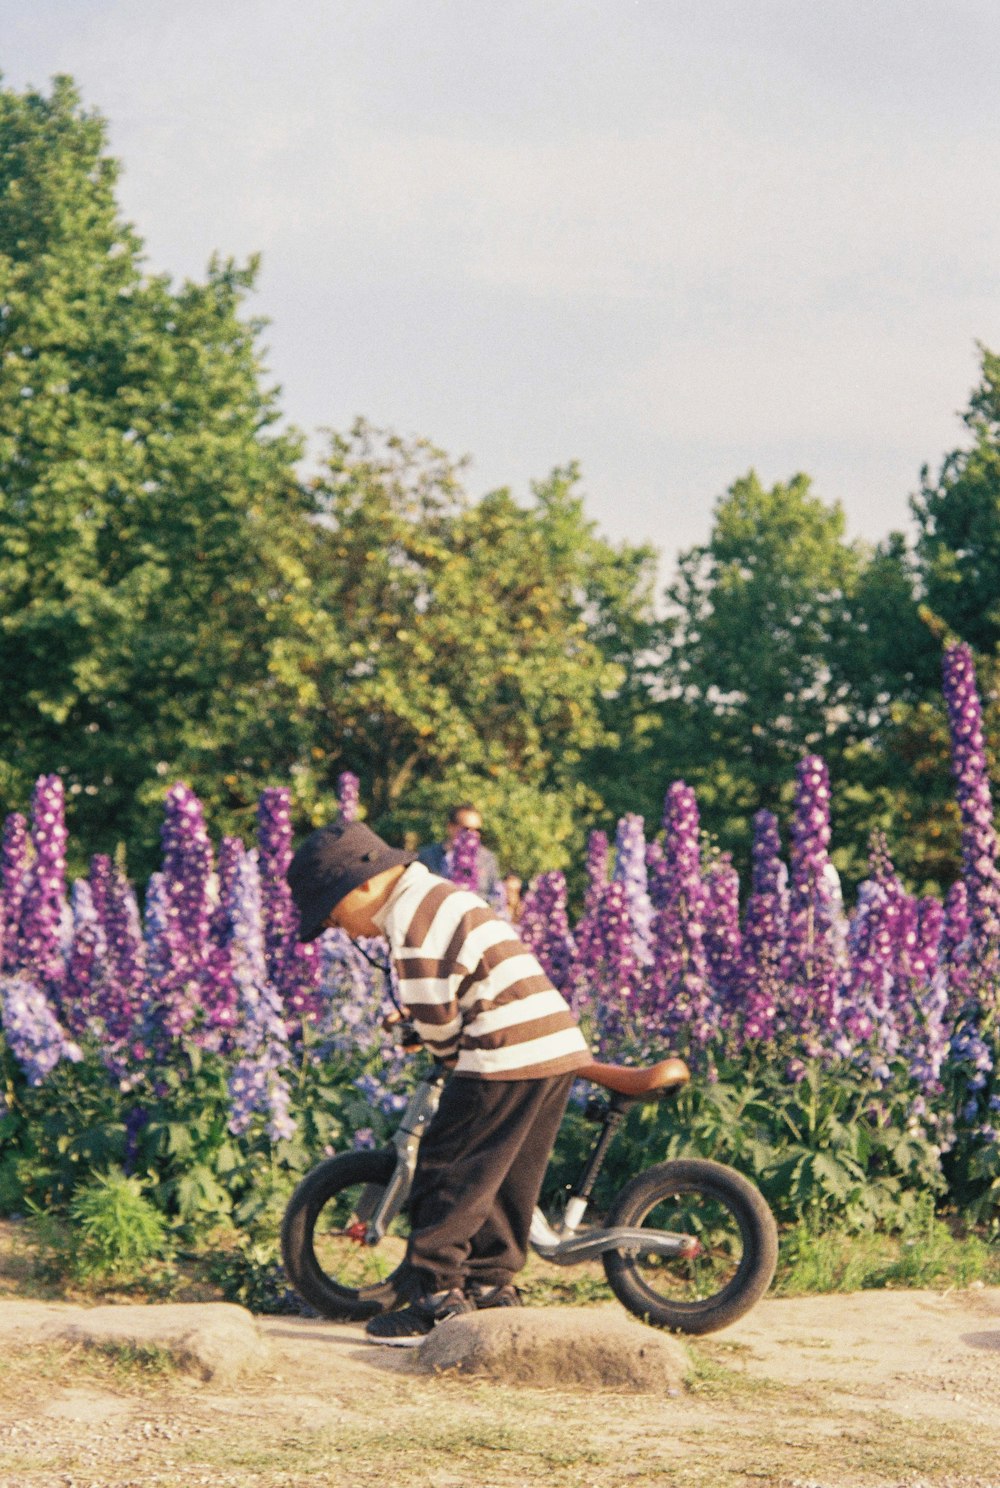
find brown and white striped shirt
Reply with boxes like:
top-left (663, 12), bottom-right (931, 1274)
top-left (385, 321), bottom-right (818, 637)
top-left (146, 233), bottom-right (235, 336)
top-left (372, 863), bottom-right (589, 1080)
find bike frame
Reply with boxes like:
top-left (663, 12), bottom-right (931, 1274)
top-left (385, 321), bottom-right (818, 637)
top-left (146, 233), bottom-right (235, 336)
top-left (354, 1063), bottom-right (699, 1266)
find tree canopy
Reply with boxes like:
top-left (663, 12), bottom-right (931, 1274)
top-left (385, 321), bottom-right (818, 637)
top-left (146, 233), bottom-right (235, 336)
top-left (1, 74), bottom-right (997, 897)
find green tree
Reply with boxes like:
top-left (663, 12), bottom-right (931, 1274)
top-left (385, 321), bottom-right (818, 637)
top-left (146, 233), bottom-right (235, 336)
top-left (649, 471), bottom-right (945, 885)
top-left (913, 344), bottom-right (1000, 655)
top-left (269, 423), bottom-right (656, 879)
top-left (0, 77), bottom-right (310, 873)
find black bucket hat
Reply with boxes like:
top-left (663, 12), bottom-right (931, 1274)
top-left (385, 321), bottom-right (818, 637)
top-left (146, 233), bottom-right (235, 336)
top-left (286, 821), bottom-right (416, 942)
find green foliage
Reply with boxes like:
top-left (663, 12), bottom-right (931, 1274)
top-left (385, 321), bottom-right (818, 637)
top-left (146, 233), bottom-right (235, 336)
top-left (548, 1055), bottom-right (950, 1231)
top-left (65, 1169), bottom-right (170, 1283)
top-left (0, 76), bottom-right (308, 879)
top-left (0, 1039), bottom-right (127, 1212)
top-left (205, 1233), bottom-right (298, 1314)
top-left (640, 470), bottom-right (938, 889)
top-left (27, 1168), bottom-right (172, 1287)
top-left (914, 344), bottom-right (1000, 655)
top-left (776, 1197), bottom-right (999, 1294)
top-left (275, 427), bottom-right (656, 876)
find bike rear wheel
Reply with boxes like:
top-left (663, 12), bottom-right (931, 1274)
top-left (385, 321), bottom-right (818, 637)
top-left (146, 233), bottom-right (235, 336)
top-left (602, 1158), bottom-right (778, 1334)
top-left (280, 1149), bottom-right (417, 1320)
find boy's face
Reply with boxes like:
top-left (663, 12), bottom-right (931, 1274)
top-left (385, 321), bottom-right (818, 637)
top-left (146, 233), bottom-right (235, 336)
top-left (323, 865), bottom-right (404, 938)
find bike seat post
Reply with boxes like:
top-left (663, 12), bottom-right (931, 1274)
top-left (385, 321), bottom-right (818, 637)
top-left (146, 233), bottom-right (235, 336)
top-left (563, 1094), bottom-right (632, 1233)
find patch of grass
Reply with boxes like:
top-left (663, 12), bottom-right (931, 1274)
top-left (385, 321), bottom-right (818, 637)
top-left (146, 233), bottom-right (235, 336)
top-left (774, 1204), bottom-right (1000, 1295)
top-left (85, 1338), bottom-right (181, 1379)
top-left (683, 1342), bottom-right (788, 1402)
top-left (185, 1416), bottom-right (612, 1483)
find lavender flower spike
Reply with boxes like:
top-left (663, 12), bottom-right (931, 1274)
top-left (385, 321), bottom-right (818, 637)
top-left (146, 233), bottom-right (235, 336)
top-left (17, 776), bottom-right (70, 989)
top-left (337, 771), bottom-right (361, 824)
top-left (942, 642), bottom-right (1000, 973)
top-left (0, 974), bottom-right (82, 1085)
top-left (226, 850), bottom-right (296, 1142)
top-left (519, 871), bottom-right (576, 993)
top-left (1, 813), bottom-right (30, 973)
top-left (447, 828), bottom-right (479, 892)
top-left (612, 814), bottom-right (654, 962)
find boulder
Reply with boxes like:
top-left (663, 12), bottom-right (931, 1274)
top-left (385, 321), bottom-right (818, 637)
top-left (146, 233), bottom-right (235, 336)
top-left (0, 1300), bottom-right (269, 1383)
top-left (413, 1304), bottom-right (688, 1392)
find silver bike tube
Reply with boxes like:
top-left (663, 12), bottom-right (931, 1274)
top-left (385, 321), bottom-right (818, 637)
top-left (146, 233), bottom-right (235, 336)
top-left (361, 1073), bottom-right (443, 1243)
top-left (530, 1223), bottom-right (700, 1266)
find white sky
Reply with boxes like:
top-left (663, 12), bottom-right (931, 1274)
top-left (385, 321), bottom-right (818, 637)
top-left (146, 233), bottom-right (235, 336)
top-left (6, 1), bottom-right (1000, 576)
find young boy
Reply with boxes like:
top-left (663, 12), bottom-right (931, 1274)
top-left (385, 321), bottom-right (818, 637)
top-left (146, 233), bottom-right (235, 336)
top-left (287, 818), bottom-right (590, 1346)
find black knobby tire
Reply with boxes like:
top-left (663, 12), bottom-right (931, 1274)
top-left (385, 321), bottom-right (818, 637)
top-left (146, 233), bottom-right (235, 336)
top-left (280, 1148), bottom-right (417, 1320)
top-left (601, 1158), bottom-right (778, 1335)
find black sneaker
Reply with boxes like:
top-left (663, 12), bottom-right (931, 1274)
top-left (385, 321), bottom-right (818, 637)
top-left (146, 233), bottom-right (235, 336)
top-left (365, 1288), bottom-right (473, 1348)
top-left (468, 1281), bottom-right (523, 1309)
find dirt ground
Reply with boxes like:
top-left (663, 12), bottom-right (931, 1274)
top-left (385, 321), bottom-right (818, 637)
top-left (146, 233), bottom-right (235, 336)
top-left (1, 1285), bottom-right (998, 1488)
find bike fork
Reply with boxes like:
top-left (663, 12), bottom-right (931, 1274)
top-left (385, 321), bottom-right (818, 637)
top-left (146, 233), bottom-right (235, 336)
top-left (356, 1069), bottom-right (445, 1244)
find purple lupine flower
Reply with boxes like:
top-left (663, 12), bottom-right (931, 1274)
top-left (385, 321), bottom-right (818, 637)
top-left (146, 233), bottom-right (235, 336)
top-left (16, 776), bottom-right (70, 990)
top-left (782, 756), bottom-right (843, 1046)
top-left (702, 854), bottom-right (742, 1022)
top-left (62, 878), bottom-right (107, 1038)
top-left (155, 783), bottom-right (215, 1038)
top-left (0, 974), bottom-right (82, 1085)
top-left (916, 896), bottom-right (944, 977)
top-left (840, 878), bottom-right (897, 1065)
top-left (942, 642), bottom-right (1000, 976)
top-left (257, 789), bottom-right (296, 981)
top-left (446, 828), bottom-right (479, 892)
top-left (88, 854), bottom-right (113, 930)
top-left (903, 962), bottom-right (950, 1095)
top-left (648, 782), bottom-right (713, 1055)
top-left (142, 871), bottom-right (174, 994)
top-left (951, 1022), bottom-right (994, 1108)
top-left (337, 771), bottom-right (360, 824)
top-left (645, 840), bottom-right (669, 913)
top-left (585, 830), bottom-right (609, 910)
top-left (195, 836), bottom-right (242, 1046)
top-left (736, 811), bottom-right (788, 1045)
top-left (612, 814), bottom-right (654, 962)
top-left (257, 788), bottom-right (322, 1025)
top-left (940, 878), bottom-right (973, 1018)
top-left (102, 869), bottom-right (150, 1043)
top-left (315, 927), bottom-right (393, 1055)
top-left (520, 871), bottom-right (575, 993)
top-left (565, 832), bottom-right (610, 1023)
top-left (593, 878), bottom-right (645, 1052)
top-left (225, 850), bottom-right (296, 1142)
top-left (1, 813), bottom-right (30, 972)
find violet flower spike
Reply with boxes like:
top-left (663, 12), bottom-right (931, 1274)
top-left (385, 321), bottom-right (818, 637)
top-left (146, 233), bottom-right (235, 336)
top-left (0, 973), bottom-right (82, 1085)
top-left (942, 642), bottom-right (1000, 986)
top-left (337, 771), bottom-right (361, 824)
top-left (447, 828), bottom-right (480, 892)
top-left (1, 812), bottom-right (30, 972)
top-left (612, 814), bottom-right (654, 963)
top-left (16, 776), bottom-right (70, 991)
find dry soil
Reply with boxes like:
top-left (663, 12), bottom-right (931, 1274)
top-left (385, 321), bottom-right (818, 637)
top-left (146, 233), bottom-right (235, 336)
top-left (0, 1285), bottom-right (998, 1488)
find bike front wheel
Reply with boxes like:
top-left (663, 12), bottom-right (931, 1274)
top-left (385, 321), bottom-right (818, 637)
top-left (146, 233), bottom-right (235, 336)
top-left (601, 1158), bottom-right (778, 1335)
top-left (280, 1148), bottom-right (417, 1320)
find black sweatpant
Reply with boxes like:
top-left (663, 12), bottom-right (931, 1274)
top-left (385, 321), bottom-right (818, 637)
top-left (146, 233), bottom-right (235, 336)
top-left (405, 1071), bottom-right (576, 1294)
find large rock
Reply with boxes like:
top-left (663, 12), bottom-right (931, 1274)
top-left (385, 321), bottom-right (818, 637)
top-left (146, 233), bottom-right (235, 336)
top-left (413, 1304), bottom-right (689, 1392)
top-left (0, 1300), bottom-right (269, 1383)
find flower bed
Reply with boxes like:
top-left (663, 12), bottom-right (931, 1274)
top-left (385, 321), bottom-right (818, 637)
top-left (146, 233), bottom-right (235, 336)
top-left (0, 646), bottom-right (997, 1243)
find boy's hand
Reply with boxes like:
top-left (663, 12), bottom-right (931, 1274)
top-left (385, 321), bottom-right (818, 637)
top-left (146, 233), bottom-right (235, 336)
top-left (382, 1010), bottom-right (422, 1050)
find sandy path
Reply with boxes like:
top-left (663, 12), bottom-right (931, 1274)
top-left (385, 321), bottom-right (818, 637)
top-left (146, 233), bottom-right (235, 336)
top-left (1, 1288), bottom-right (998, 1487)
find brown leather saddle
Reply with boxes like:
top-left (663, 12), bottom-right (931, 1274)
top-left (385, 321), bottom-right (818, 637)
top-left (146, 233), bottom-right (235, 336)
top-left (577, 1055), bottom-right (690, 1099)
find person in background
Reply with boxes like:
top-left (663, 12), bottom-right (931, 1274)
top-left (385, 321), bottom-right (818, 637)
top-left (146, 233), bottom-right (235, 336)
top-left (418, 802), bottom-right (501, 900)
